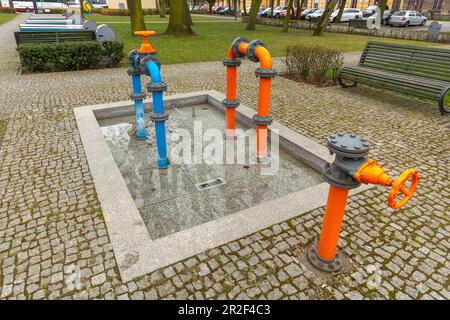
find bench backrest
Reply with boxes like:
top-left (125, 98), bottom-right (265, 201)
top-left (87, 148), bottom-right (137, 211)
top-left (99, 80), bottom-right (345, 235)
top-left (359, 42), bottom-right (450, 82)
top-left (14, 31), bottom-right (96, 46)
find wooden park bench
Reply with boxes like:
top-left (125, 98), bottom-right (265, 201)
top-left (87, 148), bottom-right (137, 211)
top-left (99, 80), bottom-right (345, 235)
top-left (14, 30), bottom-right (96, 46)
top-left (338, 42), bottom-right (450, 115)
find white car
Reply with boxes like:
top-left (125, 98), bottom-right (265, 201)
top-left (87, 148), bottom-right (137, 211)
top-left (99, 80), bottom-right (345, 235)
top-left (389, 10), bottom-right (427, 27)
top-left (273, 6), bottom-right (288, 18)
top-left (306, 9), bottom-right (323, 20)
top-left (329, 8), bottom-right (363, 22)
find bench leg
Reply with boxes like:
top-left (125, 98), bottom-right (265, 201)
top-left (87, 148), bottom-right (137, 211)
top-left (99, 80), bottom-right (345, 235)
top-left (338, 76), bottom-right (357, 88)
top-left (439, 87), bottom-right (450, 115)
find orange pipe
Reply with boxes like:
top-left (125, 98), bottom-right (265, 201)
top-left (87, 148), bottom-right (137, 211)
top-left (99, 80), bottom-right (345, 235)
top-left (225, 43), bottom-right (248, 137)
top-left (317, 185), bottom-right (349, 261)
top-left (225, 47), bottom-right (237, 137)
top-left (254, 46), bottom-right (273, 159)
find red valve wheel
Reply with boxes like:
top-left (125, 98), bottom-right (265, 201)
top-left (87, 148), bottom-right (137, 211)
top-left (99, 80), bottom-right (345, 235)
top-left (387, 169), bottom-right (419, 209)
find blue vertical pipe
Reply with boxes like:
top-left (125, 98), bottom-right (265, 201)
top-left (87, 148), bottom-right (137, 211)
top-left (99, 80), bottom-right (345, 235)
top-left (131, 73), bottom-right (147, 140)
top-left (147, 61), bottom-right (168, 169)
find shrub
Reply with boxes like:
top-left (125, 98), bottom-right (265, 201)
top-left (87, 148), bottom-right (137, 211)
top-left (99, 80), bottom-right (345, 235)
top-left (100, 41), bottom-right (125, 66)
top-left (285, 45), bottom-right (343, 84)
top-left (18, 41), bottom-right (124, 72)
top-left (0, 7), bottom-right (15, 13)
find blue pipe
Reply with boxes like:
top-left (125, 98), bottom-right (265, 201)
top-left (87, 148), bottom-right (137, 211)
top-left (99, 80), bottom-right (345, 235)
top-left (131, 74), bottom-right (147, 140)
top-left (147, 61), bottom-right (168, 169)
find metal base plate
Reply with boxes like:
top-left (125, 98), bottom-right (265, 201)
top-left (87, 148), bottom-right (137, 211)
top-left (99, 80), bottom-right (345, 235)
top-left (306, 244), bottom-right (343, 273)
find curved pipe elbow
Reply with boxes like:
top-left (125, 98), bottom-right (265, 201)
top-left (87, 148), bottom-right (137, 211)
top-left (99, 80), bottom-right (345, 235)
top-left (255, 46), bottom-right (272, 69)
top-left (146, 61), bottom-right (161, 83)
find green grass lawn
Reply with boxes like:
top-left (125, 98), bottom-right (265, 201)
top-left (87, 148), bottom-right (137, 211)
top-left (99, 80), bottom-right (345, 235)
top-left (90, 14), bottom-right (444, 65)
top-left (0, 13), bottom-right (16, 25)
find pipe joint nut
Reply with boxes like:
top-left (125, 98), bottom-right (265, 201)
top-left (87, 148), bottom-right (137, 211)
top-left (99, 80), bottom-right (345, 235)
top-left (223, 58), bottom-right (242, 67)
top-left (127, 67), bottom-right (141, 76)
top-left (130, 92), bottom-right (146, 101)
top-left (255, 68), bottom-right (277, 78)
top-left (222, 99), bottom-right (240, 109)
top-left (252, 114), bottom-right (273, 126)
top-left (149, 112), bottom-right (169, 122)
top-left (247, 40), bottom-right (266, 62)
top-left (139, 54), bottom-right (160, 76)
top-left (231, 37), bottom-right (249, 58)
top-left (147, 82), bottom-right (167, 93)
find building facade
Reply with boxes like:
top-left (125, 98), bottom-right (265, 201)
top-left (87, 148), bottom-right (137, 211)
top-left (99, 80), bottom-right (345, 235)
top-left (106, 0), bottom-right (157, 10)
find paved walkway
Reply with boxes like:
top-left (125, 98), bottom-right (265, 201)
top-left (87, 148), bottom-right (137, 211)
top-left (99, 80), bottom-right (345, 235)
top-left (0, 14), bottom-right (448, 300)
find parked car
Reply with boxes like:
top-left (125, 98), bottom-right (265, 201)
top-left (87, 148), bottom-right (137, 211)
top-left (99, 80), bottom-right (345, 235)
top-left (299, 8), bottom-right (318, 20)
top-left (273, 6), bottom-right (288, 18)
top-left (306, 9), bottom-right (323, 20)
top-left (258, 7), bottom-right (273, 17)
top-left (367, 10), bottom-right (393, 25)
top-left (216, 6), bottom-right (228, 15)
top-left (389, 10), bottom-right (427, 27)
top-left (259, 6), bottom-right (285, 18)
top-left (329, 8), bottom-right (363, 22)
top-left (279, 7), bottom-right (297, 19)
top-left (363, 5), bottom-right (379, 17)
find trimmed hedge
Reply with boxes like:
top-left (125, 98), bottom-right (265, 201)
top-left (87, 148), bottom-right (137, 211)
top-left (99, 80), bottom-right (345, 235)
top-left (92, 8), bottom-right (168, 16)
top-left (0, 7), bottom-right (15, 13)
top-left (18, 41), bottom-right (124, 72)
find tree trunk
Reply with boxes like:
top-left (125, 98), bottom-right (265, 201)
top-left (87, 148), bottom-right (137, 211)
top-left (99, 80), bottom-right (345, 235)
top-left (166, 0), bottom-right (195, 35)
top-left (243, 0), bottom-right (247, 15)
top-left (185, 0), bottom-right (193, 25)
top-left (336, 0), bottom-right (346, 23)
top-left (246, 0), bottom-right (262, 30)
top-left (32, 0), bottom-right (38, 14)
top-left (127, 0), bottom-right (146, 33)
top-left (270, 0), bottom-right (274, 18)
top-left (379, 0), bottom-right (388, 18)
top-left (295, 0), bottom-right (300, 19)
top-left (282, 0), bottom-right (294, 32)
top-left (158, 0), bottom-right (167, 18)
top-left (79, 0), bottom-right (85, 19)
top-left (312, 0), bottom-right (337, 36)
top-left (296, 0), bottom-right (306, 19)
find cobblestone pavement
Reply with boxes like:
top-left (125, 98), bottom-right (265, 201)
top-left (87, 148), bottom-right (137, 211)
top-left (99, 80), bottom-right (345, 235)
top-left (0, 14), bottom-right (449, 300)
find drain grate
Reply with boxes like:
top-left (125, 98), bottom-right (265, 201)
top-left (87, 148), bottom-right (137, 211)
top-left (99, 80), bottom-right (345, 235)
top-left (195, 178), bottom-right (226, 191)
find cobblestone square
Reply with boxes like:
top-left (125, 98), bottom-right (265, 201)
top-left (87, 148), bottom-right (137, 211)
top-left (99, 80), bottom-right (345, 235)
top-left (0, 15), bottom-right (448, 300)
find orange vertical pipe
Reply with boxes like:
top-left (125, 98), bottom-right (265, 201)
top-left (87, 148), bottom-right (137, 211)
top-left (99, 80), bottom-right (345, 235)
top-left (254, 46), bottom-right (273, 159)
top-left (225, 43), bottom-right (248, 138)
top-left (225, 47), bottom-right (237, 137)
top-left (317, 185), bottom-right (349, 261)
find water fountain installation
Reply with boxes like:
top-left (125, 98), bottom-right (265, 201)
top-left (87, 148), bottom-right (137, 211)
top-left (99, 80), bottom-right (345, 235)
top-left (75, 34), bottom-right (419, 282)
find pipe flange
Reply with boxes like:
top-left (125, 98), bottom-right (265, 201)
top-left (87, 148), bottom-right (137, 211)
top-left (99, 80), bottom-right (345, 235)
top-left (149, 112), bottom-right (169, 122)
top-left (222, 99), bottom-right (240, 109)
top-left (252, 114), bottom-right (273, 126)
top-left (247, 40), bottom-right (267, 62)
top-left (139, 54), bottom-right (160, 76)
top-left (322, 163), bottom-right (360, 189)
top-left (147, 82), bottom-right (167, 93)
top-left (307, 243), bottom-right (343, 273)
top-left (328, 133), bottom-right (370, 158)
top-left (231, 37), bottom-right (249, 58)
top-left (127, 67), bottom-right (141, 76)
top-left (130, 92), bottom-right (146, 101)
top-left (128, 49), bottom-right (139, 66)
top-left (223, 58), bottom-right (242, 67)
top-left (255, 67), bottom-right (277, 78)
